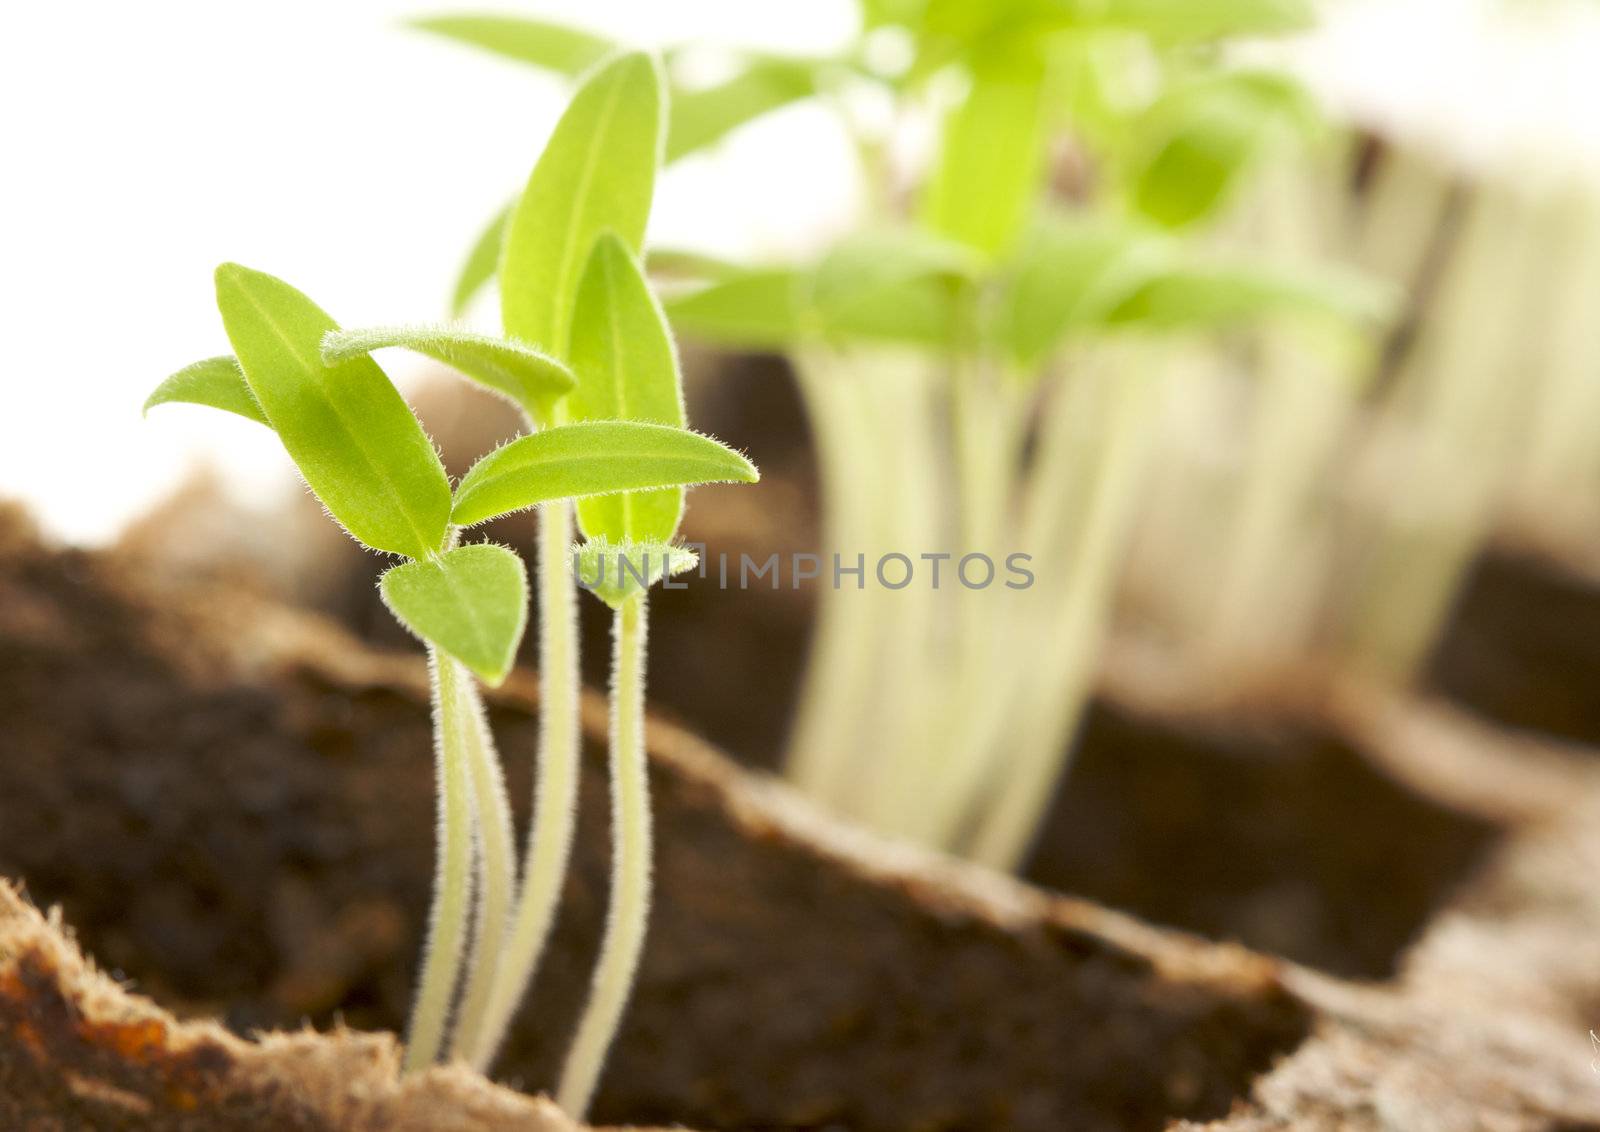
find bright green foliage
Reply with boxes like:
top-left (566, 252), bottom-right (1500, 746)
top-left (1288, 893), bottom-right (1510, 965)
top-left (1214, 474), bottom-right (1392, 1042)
top-left (921, 48), bottom-right (1048, 259)
top-left (451, 420), bottom-right (758, 528)
top-left (144, 355), bottom-right (267, 426)
top-left (662, 269), bottom-right (807, 349)
top-left (451, 203), bottom-right (512, 316)
top-left (645, 246), bottom-right (745, 281)
top-left (380, 544), bottom-right (529, 685)
top-left (666, 55), bottom-right (818, 162)
top-left (569, 233), bottom-right (688, 543)
top-left (322, 325), bottom-right (575, 420)
top-left (1128, 71), bottom-right (1321, 229)
top-left (911, 0), bottom-right (1312, 43)
top-left (661, 231), bottom-right (978, 351)
top-left (1085, 0), bottom-right (1314, 40)
top-left (501, 52), bottom-right (664, 362)
top-left (1106, 258), bottom-right (1396, 332)
top-left (574, 536), bottom-right (699, 610)
top-left (408, 14), bottom-right (615, 76)
top-left (214, 263), bottom-right (452, 560)
top-left (1002, 218), bottom-right (1171, 365)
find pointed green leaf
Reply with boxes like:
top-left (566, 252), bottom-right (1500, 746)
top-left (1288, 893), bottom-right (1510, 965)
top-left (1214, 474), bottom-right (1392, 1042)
top-left (921, 48), bottom-right (1048, 259)
top-left (666, 55), bottom-right (818, 162)
top-left (450, 202), bottom-right (512, 316)
top-left (1084, 0), bottom-right (1313, 41)
top-left (144, 355), bottom-right (268, 426)
top-left (214, 263), bottom-right (451, 559)
top-left (452, 420), bottom-right (758, 528)
top-left (645, 246), bottom-right (746, 282)
top-left (380, 544), bottom-right (529, 685)
top-left (573, 536), bottom-right (698, 610)
top-left (1107, 258), bottom-right (1397, 331)
top-left (569, 233), bottom-right (687, 543)
top-left (502, 51), bottom-right (665, 363)
top-left (1128, 72), bottom-right (1320, 230)
top-left (663, 268), bottom-right (807, 349)
top-left (322, 325), bottom-right (575, 419)
top-left (408, 14), bottom-right (616, 77)
top-left (1002, 217), bottom-right (1174, 364)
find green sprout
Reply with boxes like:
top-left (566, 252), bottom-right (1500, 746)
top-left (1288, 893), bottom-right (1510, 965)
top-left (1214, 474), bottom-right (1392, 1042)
top-left (144, 50), bottom-right (758, 1100)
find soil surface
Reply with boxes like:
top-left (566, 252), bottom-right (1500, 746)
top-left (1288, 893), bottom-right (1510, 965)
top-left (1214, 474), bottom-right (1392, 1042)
top-left (5, 504), bottom-right (1600, 1130)
top-left (0, 506), bottom-right (1311, 1130)
top-left (1428, 547), bottom-right (1600, 747)
top-left (1027, 699), bottom-right (1500, 979)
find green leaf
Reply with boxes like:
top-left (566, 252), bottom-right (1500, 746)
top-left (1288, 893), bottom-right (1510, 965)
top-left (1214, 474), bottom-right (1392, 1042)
top-left (322, 325), bottom-right (575, 420)
top-left (663, 268), bottom-right (806, 349)
top-left (214, 263), bottom-right (452, 560)
top-left (1128, 72), bottom-right (1320, 229)
top-left (921, 47), bottom-right (1048, 259)
top-left (569, 233), bottom-right (688, 543)
top-left (452, 420), bottom-right (758, 528)
top-left (645, 245), bottom-right (746, 282)
top-left (450, 203), bottom-right (512, 317)
top-left (144, 355), bottom-right (267, 426)
top-left (408, 14), bottom-right (616, 77)
top-left (662, 250), bottom-right (966, 353)
top-left (501, 51), bottom-right (665, 365)
top-left (666, 55), bottom-right (818, 162)
top-left (1001, 217), bottom-right (1174, 364)
top-left (1081, 0), bottom-right (1313, 41)
top-left (810, 229), bottom-right (980, 310)
top-left (573, 535), bottom-right (698, 610)
top-left (1106, 258), bottom-right (1397, 332)
top-left (379, 543), bottom-right (529, 685)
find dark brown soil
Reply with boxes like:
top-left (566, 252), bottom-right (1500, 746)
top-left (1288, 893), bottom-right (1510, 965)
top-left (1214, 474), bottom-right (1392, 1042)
top-left (0, 506), bottom-right (1313, 1131)
top-left (1026, 700), bottom-right (1502, 979)
top-left (1427, 547), bottom-right (1600, 746)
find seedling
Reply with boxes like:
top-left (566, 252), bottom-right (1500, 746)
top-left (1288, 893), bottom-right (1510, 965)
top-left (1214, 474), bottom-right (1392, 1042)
top-left (144, 51), bottom-right (757, 1098)
top-left (319, 49), bottom-right (756, 1110)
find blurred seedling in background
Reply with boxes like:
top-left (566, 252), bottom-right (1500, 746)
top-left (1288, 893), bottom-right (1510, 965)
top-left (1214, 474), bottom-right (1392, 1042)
top-left (415, 0), bottom-right (1392, 872)
top-left (143, 55), bottom-right (757, 1109)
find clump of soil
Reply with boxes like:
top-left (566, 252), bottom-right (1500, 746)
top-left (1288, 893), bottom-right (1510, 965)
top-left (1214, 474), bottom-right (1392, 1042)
top-left (1428, 547), bottom-right (1600, 746)
top-left (1029, 699), bottom-right (1501, 978)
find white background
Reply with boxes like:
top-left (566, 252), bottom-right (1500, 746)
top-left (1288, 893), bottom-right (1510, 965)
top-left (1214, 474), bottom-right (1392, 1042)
top-left (0, 0), bottom-right (857, 544)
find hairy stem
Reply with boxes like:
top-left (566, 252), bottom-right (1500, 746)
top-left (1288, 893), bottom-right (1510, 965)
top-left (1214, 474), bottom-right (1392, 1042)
top-left (403, 650), bottom-right (476, 1071)
top-left (462, 499), bottom-right (582, 1069)
top-left (558, 593), bottom-right (652, 1118)
top-left (448, 675), bottom-right (517, 1062)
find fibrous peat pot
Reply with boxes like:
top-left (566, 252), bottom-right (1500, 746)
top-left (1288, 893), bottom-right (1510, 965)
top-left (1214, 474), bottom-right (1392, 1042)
top-left (4, 504), bottom-right (1600, 1130)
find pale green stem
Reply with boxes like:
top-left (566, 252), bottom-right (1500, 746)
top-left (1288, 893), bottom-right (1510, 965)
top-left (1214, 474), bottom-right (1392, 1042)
top-left (404, 650), bottom-right (477, 1071)
top-left (965, 355), bottom-right (1160, 870)
top-left (1342, 186), bottom-right (1535, 681)
top-left (1354, 144), bottom-right (1452, 289)
top-left (1205, 159), bottom-right (1363, 679)
top-left (851, 355), bottom-right (948, 834)
top-left (920, 356), bottom-right (1095, 848)
top-left (448, 675), bottom-right (516, 1062)
top-left (1514, 188), bottom-right (1600, 535)
top-left (785, 353), bottom-right (889, 805)
top-left (462, 498), bottom-right (582, 1070)
top-left (558, 593), bottom-right (651, 1119)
